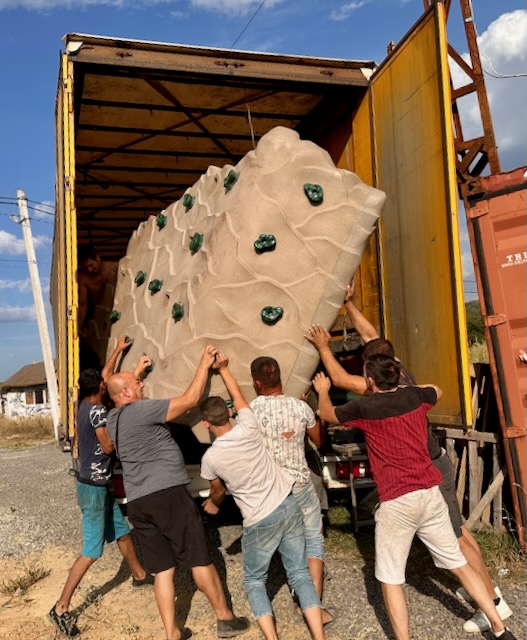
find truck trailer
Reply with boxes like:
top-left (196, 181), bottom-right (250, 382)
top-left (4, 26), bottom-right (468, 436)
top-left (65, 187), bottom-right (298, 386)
top-left (51, 2), bottom-right (525, 538)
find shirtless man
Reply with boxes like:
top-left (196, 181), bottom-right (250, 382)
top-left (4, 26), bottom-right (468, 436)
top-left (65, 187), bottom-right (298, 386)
top-left (77, 246), bottom-right (119, 335)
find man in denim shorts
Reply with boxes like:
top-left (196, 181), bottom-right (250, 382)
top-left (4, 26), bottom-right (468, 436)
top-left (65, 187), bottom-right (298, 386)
top-left (314, 355), bottom-right (516, 640)
top-left (200, 353), bottom-right (326, 640)
top-left (49, 338), bottom-right (152, 637)
top-left (249, 356), bottom-right (332, 626)
top-left (106, 345), bottom-right (249, 640)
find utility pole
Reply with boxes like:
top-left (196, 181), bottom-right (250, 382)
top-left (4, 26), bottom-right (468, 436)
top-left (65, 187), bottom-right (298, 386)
top-left (15, 189), bottom-right (61, 440)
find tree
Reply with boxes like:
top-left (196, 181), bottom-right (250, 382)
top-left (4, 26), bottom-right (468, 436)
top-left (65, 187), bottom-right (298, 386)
top-left (465, 300), bottom-right (485, 344)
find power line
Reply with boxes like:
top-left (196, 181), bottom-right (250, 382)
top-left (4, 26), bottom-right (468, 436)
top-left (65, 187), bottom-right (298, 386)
top-left (468, 0), bottom-right (527, 79)
top-left (231, 0), bottom-right (267, 48)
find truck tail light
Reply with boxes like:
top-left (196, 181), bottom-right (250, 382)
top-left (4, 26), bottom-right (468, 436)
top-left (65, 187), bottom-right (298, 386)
top-left (336, 460), bottom-right (350, 479)
top-left (111, 474), bottom-right (126, 500)
top-left (352, 460), bottom-right (372, 479)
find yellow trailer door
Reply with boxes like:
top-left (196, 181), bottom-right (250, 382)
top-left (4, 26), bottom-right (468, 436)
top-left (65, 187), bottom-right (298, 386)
top-left (370, 4), bottom-right (472, 426)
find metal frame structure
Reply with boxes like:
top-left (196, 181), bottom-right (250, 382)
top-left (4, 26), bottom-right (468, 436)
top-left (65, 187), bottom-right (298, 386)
top-left (423, 0), bottom-right (501, 207)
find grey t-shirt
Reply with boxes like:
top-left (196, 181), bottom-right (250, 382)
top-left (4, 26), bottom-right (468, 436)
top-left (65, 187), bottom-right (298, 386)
top-left (107, 399), bottom-right (190, 503)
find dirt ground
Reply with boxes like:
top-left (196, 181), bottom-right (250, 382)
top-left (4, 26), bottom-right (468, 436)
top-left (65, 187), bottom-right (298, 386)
top-left (0, 443), bottom-right (525, 640)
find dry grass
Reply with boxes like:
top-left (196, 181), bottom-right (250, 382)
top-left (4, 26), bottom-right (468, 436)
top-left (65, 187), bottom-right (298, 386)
top-left (0, 415), bottom-right (54, 449)
top-left (472, 526), bottom-right (525, 582)
top-left (469, 340), bottom-right (489, 363)
top-left (0, 563), bottom-right (51, 596)
top-left (325, 496), bottom-right (524, 583)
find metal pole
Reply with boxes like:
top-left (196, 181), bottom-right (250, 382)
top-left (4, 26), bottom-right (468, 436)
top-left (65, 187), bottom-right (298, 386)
top-left (16, 189), bottom-right (61, 440)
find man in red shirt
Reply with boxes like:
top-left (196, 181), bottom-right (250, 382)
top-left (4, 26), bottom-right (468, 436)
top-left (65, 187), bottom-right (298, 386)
top-left (313, 356), bottom-right (515, 640)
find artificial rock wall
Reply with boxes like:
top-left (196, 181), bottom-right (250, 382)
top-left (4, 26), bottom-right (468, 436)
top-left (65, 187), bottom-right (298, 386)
top-left (108, 126), bottom-right (385, 421)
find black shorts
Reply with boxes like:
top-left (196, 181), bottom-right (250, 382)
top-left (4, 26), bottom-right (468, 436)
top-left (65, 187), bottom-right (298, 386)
top-left (127, 485), bottom-right (212, 574)
top-left (433, 451), bottom-right (464, 538)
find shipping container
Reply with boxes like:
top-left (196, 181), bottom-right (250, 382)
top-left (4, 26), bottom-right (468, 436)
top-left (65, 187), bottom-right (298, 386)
top-left (467, 167), bottom-right (527, 541)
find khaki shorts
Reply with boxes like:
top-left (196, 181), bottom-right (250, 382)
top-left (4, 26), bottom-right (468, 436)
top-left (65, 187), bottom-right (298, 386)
top-left (374, 485), bottom-right (466, 585)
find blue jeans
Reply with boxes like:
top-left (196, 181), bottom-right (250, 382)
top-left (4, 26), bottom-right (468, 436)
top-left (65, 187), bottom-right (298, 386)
top-left (292, 481), bottom-right (324, 561)
top-left (242, 493), bottom-right (320, 619)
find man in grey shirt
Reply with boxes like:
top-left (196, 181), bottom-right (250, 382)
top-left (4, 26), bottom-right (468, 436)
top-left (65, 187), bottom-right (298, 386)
top-left (106, 345), bottom-right (249, 640)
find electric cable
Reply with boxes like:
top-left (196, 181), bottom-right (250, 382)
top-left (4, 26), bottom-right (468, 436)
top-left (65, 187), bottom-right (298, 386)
top-left (231, 0), bottom-right (267, 48)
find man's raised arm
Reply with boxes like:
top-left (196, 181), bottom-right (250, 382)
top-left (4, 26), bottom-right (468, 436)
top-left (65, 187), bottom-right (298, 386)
top-left (312, 372), bottom-right (338, 425)
top-left (305, 324), bottom-right (368, 395)
top-left (213, 353), bottom-right (249, 412)
top-left (344, 277), bottom-right (380, 343)
top-left (101, 336), bottom-right (131, 381)
top-left (166, 345), bottom-right (218, 422)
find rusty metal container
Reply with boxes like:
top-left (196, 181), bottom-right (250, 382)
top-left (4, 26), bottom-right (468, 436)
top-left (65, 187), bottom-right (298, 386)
top-left (467, 167), bottom-right (527, 546)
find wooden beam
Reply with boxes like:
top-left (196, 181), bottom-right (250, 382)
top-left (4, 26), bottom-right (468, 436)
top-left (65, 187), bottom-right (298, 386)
top-left (468, 441), bottom-right (479, 516)
top-left (492, 444), bottom-right (503, 532)
top-left (433, 427), bottom-right (498, 444)
top-left (465, 468), bottom-right (507, 530)
top-left (457, 446), bottom-right (467, 511)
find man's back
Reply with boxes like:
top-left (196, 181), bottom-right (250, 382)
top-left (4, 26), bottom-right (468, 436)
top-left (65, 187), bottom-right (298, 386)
top-left (107, 398), bottom-right (189, 502)
top-left (201, 408), bottom-right (292, 528)
top-left (250, 394), bottom-right (315, 483)
top-left (334, 386), bottom-right (442, 502)
top-left (77, 401), bottom-right (112, 485)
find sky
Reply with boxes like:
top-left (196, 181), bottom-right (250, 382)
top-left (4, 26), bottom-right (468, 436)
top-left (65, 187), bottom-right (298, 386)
top-left (0, 0), bottom-right (525, 382)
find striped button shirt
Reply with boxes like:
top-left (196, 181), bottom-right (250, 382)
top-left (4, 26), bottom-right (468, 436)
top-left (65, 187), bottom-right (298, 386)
top-left (334, 386), bottom-right (442, 502)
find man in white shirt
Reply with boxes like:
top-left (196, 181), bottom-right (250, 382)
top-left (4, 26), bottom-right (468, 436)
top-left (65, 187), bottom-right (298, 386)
top-left (200, 353), bottom-right (325, 640)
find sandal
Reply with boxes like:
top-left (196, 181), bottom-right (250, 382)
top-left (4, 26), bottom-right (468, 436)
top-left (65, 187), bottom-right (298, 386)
top-left (48, 603), bottom-right (80, 637)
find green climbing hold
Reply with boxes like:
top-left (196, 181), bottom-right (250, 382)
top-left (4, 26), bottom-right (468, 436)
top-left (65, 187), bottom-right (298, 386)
top-left (148, 279), bottom-right (163, 294)
top-left (304, 183), bottom-right (324, 205)
top-left (145, 360), bottom-right (155, 375)
top-left (171, 303), bottom-right (185, 323)
top-left (254, 234), bottom-right (277, 254)
top-left (261, 306), bottom-right (284, 325)
top-left (189, 233), bottom-right (203, 255)
top-left (124, 336), bottom-right (133, 344)
top-left (109, 310), bottom-right (121, 323)
top-left (182, 194), bottom-right (195, 211)
top-left (134, 271), bottom-right (147, 286)
top-left (224, 170), bottom-right (239, 191)
top-left (156, 212), bottom-right (167, 229)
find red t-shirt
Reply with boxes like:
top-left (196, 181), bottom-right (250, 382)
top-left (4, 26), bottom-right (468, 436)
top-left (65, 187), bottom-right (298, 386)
top-left (334, 386), bottom-right (442, 502)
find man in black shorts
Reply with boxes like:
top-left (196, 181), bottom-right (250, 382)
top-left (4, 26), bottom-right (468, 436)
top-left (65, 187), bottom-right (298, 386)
top-left (106, 345), bottom-right (249, 640)
top-left (305, 279), bottom-right (512, 634)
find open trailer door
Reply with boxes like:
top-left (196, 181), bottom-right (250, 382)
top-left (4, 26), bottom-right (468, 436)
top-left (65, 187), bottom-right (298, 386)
top-left (370, 3), bottom-right (472, 427)
top-left (51, 53), bottom-right (79, 439)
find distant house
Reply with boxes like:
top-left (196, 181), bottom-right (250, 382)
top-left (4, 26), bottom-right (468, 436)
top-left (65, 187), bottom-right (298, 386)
top-left (0, 361), bottom-right (53, 418)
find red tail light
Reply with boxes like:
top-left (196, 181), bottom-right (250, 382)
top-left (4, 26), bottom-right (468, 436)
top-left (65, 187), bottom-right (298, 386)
top-left (111, 474), bottom-right (126, 500)
top-left (336, 460), bottom-right (350, 479)
top-left (352, 460), bottom-right (372, 479)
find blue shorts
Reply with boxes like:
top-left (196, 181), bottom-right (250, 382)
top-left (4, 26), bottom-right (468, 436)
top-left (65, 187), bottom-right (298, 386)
top-left (76, 482), bottom-right (130, 559)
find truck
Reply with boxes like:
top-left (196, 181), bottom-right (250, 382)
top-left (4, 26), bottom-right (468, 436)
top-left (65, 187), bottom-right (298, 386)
top-left (51, 2), bottom-right (526, 536)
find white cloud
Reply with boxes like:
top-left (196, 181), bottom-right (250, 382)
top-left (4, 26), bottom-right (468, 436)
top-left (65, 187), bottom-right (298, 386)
top-left (0, 230), bottom-right (26, 254)
top-left (189, 0), bottom-right (282, 16)
top-left (0, 230), bottom-right (51, 255)
top-left (0, 278), bottom-right (32, 293)
top-left (0, 305), bottom-right (36, 322)
top-left (449, 9), bottom-right (527, 172)
top-left (330, 1), bottom-right (369, 22)
top-left (170, 9), bottom-right (187, 18)
top-left (32, 200), bottom-right (54, 219)
top-left (0, 0), bottom-right (281, 12)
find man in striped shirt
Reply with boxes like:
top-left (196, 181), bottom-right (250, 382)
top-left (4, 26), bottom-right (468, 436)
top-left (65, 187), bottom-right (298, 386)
top-left (313, 355), bottom-right (515, 640)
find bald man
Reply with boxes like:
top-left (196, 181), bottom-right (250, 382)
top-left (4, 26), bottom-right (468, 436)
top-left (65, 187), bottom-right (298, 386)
top-left (106, 346), bottom-right (249, 640)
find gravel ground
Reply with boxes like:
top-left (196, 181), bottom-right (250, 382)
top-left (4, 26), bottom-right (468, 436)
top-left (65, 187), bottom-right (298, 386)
top-left (0, 443), bottom-right (525, 640)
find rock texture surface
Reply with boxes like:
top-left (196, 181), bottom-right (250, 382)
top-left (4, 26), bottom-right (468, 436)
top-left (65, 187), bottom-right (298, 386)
top-left (109, 127), bottom-right (385, 418)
